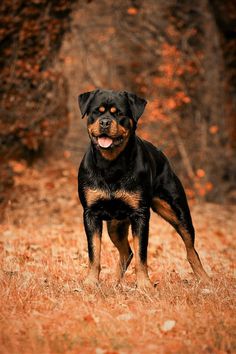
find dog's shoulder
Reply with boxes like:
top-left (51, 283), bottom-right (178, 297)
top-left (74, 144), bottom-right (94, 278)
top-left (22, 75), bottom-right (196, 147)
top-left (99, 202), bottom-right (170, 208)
top-left (136, 137), bottom-right (169, 171)
top-left (136, 137), bottom-right (179, 193)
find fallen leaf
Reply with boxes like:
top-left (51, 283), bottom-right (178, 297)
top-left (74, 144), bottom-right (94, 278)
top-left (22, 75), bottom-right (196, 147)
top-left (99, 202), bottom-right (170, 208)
top-left (201, 288), bottom-right (212, 295)
top-left (95, 348), bottom-right (106, 354)
top-left (161, 320), bottom-right (176, 332)
top-left (84, 314), bottom-right (94, 323)
top-left (117, 312), bottom-right (134, 321)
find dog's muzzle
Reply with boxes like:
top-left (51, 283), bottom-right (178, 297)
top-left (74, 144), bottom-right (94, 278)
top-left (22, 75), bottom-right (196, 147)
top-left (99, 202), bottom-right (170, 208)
top-left (97, 118), bottom-right (113, 148)
top-left (99, 118), bottom-right (111, 130)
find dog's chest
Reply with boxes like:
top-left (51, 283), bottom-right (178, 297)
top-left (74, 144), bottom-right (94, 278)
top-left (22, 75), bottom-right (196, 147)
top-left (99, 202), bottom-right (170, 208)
top-left (84, 187), bottom-right (141, 220)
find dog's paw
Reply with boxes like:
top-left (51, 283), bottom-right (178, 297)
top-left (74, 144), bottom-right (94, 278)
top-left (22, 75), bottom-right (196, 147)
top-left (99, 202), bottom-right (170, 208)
top-left (83, 276), bottom-right (99, 289)
top-left (194, 268), bottom-right (211, 285)
top-left (198, 273), bottom-right (212, 285)
top-left (137, 277), bottom-right (154, 292)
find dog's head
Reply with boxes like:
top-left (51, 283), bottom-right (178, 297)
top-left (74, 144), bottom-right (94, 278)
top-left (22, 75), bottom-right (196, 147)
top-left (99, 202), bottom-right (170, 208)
top-left (78, 89), bottom-right (147, 160)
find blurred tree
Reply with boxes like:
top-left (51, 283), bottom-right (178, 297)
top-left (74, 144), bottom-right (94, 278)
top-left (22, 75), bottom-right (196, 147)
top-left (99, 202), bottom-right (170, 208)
top-left (0, 0), bottom-right (76, 204)
top-left (209, 0), bottom-right (236, 202)
top-left (209, 0), bottom-right (236, 150)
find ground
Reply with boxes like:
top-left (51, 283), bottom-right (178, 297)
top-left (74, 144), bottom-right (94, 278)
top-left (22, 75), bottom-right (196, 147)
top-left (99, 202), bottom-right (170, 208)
top-left (0, 153), bottom-right (235, 354)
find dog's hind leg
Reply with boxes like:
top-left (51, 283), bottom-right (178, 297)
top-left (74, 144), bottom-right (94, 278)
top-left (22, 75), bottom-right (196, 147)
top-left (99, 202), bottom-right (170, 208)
top-left (152, 175), bottom-right (209, 282)
top-left (107, 219), bottom-right (133, 283)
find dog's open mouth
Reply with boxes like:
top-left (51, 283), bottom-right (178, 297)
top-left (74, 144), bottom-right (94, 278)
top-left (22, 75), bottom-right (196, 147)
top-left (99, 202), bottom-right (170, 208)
top-left (97, 135), bottom-right (113, 148)
top-left (93, 134), bottom-right (124, 149)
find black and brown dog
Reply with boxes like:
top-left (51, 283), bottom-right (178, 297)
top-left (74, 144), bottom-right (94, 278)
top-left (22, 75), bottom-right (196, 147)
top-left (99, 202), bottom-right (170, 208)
top-left (78, 89), bottom-right (209, 289)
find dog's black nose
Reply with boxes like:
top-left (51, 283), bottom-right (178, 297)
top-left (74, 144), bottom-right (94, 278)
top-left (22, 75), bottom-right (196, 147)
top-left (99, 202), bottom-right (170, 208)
top-left (99, 118), bottom-right (111, 129)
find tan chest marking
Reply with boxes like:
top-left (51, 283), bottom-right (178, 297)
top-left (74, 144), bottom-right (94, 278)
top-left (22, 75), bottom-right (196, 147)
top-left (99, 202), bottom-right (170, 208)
top-left (114, 190), bottom-right (141, 209)
top-left (85, 188), bottom-right (141, 209)
top-left (85, 188), bottom-right (110, 207)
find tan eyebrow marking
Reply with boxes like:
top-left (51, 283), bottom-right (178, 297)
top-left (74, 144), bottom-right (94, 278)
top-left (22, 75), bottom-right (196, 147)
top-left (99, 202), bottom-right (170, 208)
top-left (99, 106), bottom-right (106, 113)
top-left (110, 107), bottom-right (117, 113)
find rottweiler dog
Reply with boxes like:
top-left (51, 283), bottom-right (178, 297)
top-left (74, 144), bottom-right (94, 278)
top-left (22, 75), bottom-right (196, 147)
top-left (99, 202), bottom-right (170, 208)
top-left (78, 89), bottom-right (209, 289)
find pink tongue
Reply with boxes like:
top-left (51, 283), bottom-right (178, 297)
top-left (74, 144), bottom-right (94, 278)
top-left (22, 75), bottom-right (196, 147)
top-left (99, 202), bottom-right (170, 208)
top-left (98, 136), bottom-right (113, 148)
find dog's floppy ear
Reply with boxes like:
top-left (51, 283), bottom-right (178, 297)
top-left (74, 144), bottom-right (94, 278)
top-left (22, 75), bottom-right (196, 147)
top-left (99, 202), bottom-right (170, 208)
top-left (78, 89), bottom-right (98, 118)
top-left (125, 91), bottom-right (147, 122)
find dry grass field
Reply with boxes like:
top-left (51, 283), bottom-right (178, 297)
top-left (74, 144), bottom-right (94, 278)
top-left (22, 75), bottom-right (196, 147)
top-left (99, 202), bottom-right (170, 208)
top-left (0, 156), bottom-right (235, 354)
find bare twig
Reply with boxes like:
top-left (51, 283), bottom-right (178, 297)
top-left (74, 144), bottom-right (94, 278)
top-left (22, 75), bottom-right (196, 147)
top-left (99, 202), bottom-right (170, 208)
top-left (170, 121), bottom-right (195, 180)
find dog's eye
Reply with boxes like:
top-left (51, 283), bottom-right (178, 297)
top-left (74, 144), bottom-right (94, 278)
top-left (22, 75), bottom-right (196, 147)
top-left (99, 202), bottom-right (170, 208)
top-left (110, 107), bottom-right (117, 114)
top-left (99, 106), bottom-right (106, 113)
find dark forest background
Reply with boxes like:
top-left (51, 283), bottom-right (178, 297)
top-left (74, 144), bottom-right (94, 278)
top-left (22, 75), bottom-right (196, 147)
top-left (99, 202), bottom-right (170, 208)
top-left (0, 0), bottom-right (235, 207)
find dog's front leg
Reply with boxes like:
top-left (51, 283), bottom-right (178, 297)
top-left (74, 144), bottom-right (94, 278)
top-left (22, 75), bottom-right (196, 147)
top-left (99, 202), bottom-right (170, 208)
top-left (130, 210), bottom-right (153, 290)
top-left (83, 210), bottom-right (102, 287)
